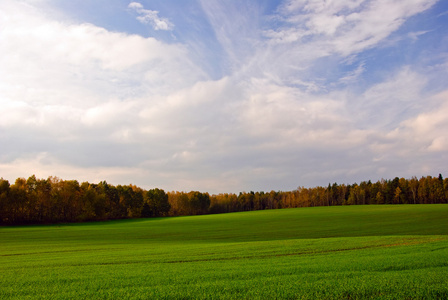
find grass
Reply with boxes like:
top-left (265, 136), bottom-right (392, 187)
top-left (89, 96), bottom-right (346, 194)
top-left (1, 204), bottom-right (447, 299)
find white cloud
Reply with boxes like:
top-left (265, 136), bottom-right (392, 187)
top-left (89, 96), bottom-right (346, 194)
top-left (1, 16), bottom-right (180, 71)
top-left (128, 2), bottom-right (174, 31)
top-left (0, 152), bottom-right (144, 186)
top-left (407, 30), bottom-right (431, 41)
top-left (271, 0), bottom-right (437, 57)
top-left (128, 2), bottom-right (143, 10)
top-left (398, 91), bottom-right (448, 152)
top-left (338, 63), bottom-right (365, 84)
top-left (0, 0), bottom-right (445, 193)
top-left (360, 89), bottom-right (448, 179)
top-left (0, 1), bottom-right (204, 99)
top-left (0, 1), bottom-right (204, 176)
top-left (352, 66), bottom-right (427, 129)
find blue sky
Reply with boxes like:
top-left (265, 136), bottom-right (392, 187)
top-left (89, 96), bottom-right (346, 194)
top-left (0, 0), bottom-right (447, 193)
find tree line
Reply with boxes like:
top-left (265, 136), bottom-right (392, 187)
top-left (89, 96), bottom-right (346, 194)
top-left (0, 174), bottom-right (447, 225)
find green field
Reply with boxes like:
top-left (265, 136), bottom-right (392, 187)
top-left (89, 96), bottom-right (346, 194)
top-left (1, 205), bottom-right (447, 299)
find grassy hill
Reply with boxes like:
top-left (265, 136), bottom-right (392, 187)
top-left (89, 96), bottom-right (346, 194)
top-left (1, 205), bottom-right (447, 299)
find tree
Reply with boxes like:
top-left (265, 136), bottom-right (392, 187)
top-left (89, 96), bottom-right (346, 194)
top-left (398, 178), bottom-right (408, 204)
top-left (33, 177), bottom-right (52, 223)
top-left (144, 188), bottom-right (170, 217)
top-left (326, 184), bottom-right (331, 206)
top-left (394, 187), bottom-right (402, 204)
top-left (347, 184), bottom-right (365, 205)
top-left (376, 191), bottom-right (384, 204)
top-left (433, 174), bottom-right (445, 203)
top-left (0, 178), bottom-right (10, 224)
top-left (141, 202), bottom-right (152, 218)
top-left (418, 177), bottom-right (430, 204)
top-left (3, 173), bottom-right (448, 224)
top-left (187, 191), bottom-right (210, 215)
top-left (79, 182), bottom-right (98, 221)
top-left (409, 176), bottom-right (418, 204)
top-left (117, 185), bottom-right (143, 218)
top-left (9, 178), bottom-right (28, 223)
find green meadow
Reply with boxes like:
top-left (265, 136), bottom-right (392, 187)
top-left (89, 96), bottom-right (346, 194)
top-left (1, 205), bottom-right (447, 299)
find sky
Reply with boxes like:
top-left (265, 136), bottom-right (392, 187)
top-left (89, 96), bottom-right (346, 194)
top-left (0, 0), bottom-right (447, 194)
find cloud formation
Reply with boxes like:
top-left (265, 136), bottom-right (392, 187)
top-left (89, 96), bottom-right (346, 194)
top-left (0, 0), bottom-right (447, 193)
top-left (128, 2), bottom-right (174, 31)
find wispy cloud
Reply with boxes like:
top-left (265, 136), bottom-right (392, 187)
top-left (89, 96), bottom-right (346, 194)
top-left (338, 63), bottom-right (366, 85)
top-left (268, 0), bottom-right (437, 57)
top-left (128, 2), bottom-right (174, 31)
top-left (198, 0), bottom-right (263, 74)
top-left (407, 30), bottom-right (431, 41)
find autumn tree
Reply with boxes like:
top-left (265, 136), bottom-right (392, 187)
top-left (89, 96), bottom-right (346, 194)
top-left (409, 176), bottom-right (419, 204)
top-left (0, 178), bottom-right (10, 224)
top-left (143, 188), bottom-right (170, 217)
top-left (9, 178), bottom-right (28, 223)
top-left (188, 191), bottom-right (210, 215)
top-left (1, 173), bottom-right (447, 225)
